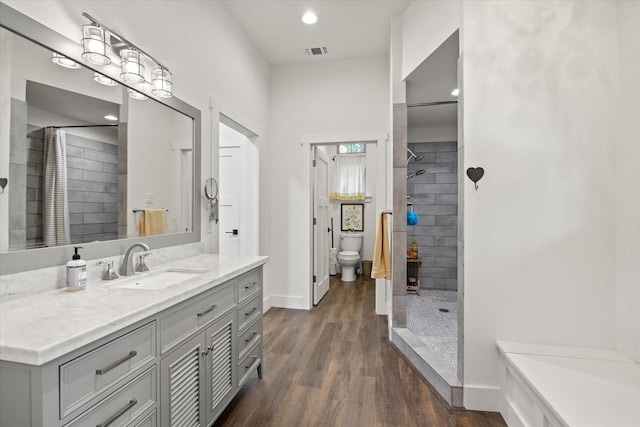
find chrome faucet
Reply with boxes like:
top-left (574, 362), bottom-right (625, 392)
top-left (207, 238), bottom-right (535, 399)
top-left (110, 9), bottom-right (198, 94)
top-left (120, 242), bottom-right (151, 276)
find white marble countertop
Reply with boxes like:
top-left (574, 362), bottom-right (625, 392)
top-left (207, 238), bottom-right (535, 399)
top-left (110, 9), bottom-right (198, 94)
top-left (0, 254), bottom-right (268, 366)
top-left (497, 341), bottom-right (640, 427)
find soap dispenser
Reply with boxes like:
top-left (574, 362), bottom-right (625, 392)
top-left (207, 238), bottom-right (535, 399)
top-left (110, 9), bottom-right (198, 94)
top-left (66, 246), bottom-right (87, 291)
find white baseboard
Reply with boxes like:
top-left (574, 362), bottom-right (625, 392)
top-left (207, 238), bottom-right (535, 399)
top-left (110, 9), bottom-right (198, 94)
top-left (375, 278), bottom-right (388, 315)
top-left (263, 294), bottom-right (306, 310)
top-left (463, 384), bottom-right (500, 412)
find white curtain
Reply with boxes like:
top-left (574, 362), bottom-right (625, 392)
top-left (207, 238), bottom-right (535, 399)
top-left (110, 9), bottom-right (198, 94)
top-left (330, 154), bottom-right (365, 200)
top-left (43, 127), bottom-right (70, 246)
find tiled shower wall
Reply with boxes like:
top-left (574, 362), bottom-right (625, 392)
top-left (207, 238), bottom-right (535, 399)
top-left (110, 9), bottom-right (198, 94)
top-left (407, 141), bottom-right (458, 290)
top-left (26, 126), bottom-right (118, 247)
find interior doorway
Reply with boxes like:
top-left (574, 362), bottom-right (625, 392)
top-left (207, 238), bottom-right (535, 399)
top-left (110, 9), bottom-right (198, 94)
top-left (306, 133), bottom-right (388, 311)
top-left (218, 116), bottom-right (259, 256)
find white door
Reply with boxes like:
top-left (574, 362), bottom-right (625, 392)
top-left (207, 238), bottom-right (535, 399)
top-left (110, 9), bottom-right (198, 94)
top-left (218, 121), bottom-right (259, 256)
top-left (219, 145), bottom-right (241, 255)
top-left (313, 147), bottom-right (330, 305)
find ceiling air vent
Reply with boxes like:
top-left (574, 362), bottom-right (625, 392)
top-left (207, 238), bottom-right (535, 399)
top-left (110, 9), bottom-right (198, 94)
top-left (305, 46), bottom-right (329, 56)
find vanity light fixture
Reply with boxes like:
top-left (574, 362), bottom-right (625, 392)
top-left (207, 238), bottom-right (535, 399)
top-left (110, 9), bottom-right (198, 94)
top-left (81, 12), bottom-right (173, 97)
top-left (81, 24), bottom-right (111, 65)
top-left (51, 52), bottom-right (81, 69)
top-left (93, 72), bottom-right (117, 86)
top-left (151, 67), bottom-right (172, 98)
top-left (104, 115), bottom-right (118, 121)
top-left (128, 88), bottom-right (148, 101)
top-left (120, 48), bottom-right (145, 83)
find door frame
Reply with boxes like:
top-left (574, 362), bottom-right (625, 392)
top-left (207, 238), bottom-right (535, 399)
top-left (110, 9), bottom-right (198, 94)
top-left (303, 131), bottom-right (389, 311)
top-left (217, 115), bottom-right (259, 256)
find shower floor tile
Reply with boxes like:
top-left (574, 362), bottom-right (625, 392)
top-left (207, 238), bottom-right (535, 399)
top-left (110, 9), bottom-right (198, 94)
top-left (407, 290), bottom-right (458, 371)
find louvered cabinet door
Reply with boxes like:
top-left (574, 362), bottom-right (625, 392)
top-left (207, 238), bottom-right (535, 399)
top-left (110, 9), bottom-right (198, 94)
top-left (160, 334), bottom-right (205, 427)
top-left (205, 311), bottom-right (237, 424)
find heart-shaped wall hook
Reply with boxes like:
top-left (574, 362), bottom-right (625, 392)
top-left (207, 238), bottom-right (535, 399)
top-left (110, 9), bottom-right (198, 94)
top-left (0, 177), bottom-right (7, 194)
top-left (466, 167), bottom-right (484, 190)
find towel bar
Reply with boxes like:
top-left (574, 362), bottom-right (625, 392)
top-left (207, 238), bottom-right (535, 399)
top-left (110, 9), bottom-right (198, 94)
top-left (132, 208), bottom-right (169, 213)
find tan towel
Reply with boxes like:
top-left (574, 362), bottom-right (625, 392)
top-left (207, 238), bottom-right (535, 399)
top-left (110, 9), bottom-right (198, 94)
top-left (371, 212), bottom-right (391, 279)
top-left (140, 209), bottom-right (166, 236)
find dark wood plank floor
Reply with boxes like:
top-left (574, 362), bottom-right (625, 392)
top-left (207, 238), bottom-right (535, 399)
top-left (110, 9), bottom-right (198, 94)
top-left (214, 276), bottom-right (506, 427)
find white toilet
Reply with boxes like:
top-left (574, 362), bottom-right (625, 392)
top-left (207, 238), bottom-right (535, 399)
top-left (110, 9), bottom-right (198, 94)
top-left (338, 233), bottom-right (363, 282)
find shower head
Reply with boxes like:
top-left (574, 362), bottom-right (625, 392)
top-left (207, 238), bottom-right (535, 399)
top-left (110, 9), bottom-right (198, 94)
top-left (407, 170), bottom-right (426, 179)
top-left (407, 148), bottom-right (424, 163)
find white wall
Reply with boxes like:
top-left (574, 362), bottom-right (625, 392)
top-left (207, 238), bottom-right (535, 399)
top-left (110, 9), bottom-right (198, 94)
top-left (461, 1), bottom-right (619, 410)
top-left (616, 0), bottom-right (640, 363)
top-left (268, 56), bottom-right (389, 309)
top-left (4, 1), bottom-right (271, 270)
top-left (401, 0), bottom-right (625, 411)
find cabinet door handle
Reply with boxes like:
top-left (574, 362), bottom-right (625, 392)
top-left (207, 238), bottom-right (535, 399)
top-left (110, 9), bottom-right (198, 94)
top-left (96, 398), bottom-right (137, 427)
top-left (244, 281), bottom-right (258, 290)
top-left (202, 344), bottom-right (213, 356)
top-left (197, 305), bottom-right (217, 317)
top-left (245, 356), bottom-right (258, 369)
top-left (244, 307), bottom-right (258, 317)
top-left (244, 331), bottom-right (258, 342)
top-left (95, 350), bottom-right (137, 375)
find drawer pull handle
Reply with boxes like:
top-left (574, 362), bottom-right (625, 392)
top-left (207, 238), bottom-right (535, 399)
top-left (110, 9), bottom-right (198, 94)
top-left (96, 398), bottom-right (137, 427)
top-left (245, 356), bottom-right (258, 369)
top-left (95, 350), bottom-right (137, 375)
top-left (244, 331), bottom-right (258, 342)
top-left (244, 281), bottom-right (258, 290)
top-left (197, 305), bottom-right (217, 317)
top-left (244, 307), bottom-right (258, 317)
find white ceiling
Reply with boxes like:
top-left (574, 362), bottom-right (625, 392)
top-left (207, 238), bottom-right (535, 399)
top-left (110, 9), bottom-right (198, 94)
top-left (222, 1), bottom-right (457, 128)
top-left (26, 81), bottom-right (120, 126)
top-left (222, 0), bottom-right (411, 66)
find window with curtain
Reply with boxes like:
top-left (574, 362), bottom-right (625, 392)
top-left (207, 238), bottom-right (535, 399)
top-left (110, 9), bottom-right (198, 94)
top-left (330, 154), bottom-right (365, 201)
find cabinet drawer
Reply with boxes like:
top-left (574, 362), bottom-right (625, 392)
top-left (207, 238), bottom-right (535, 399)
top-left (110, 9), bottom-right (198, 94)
top-left (160, 280), bottom-right (235, 353)
top-left (238, 317), bottom-right (262, 360)
top-left (131, 409), bottom-right (156, 427)
top-left (60, 322), bottom-right (156, 419)
top-left (238, 292), bottom-right (262, 333)
top-left (238, 270), bottom-right (260, 302)
top-left (66, 366), bottom-right (156, 427)
top-left (238, 341), bottom-right (262, 388)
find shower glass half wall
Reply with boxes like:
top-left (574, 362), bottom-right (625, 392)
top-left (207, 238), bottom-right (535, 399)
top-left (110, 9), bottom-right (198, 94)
top-left (407, 141), bottom-right (458, 291)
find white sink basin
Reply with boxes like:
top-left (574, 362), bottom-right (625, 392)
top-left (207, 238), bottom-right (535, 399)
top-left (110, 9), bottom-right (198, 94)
top-left (108, 268), bottom-right (208, 290)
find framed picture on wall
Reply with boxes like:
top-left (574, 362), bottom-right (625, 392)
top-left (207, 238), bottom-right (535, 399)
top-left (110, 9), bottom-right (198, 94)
top-left (341, 203), bottom-right (364, 231)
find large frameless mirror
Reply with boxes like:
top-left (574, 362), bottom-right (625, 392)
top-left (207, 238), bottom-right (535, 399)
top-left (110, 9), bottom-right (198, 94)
top-left (0, 3), bottom-right (201, 274)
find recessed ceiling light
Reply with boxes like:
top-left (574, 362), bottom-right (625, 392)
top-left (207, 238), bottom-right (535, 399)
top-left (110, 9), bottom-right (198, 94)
top-left (302, 11), bottom-right (318, 25)
top-left (104, 115), bottom-right (118, 121)
top-left (451, 88), bottom-right (459, 97)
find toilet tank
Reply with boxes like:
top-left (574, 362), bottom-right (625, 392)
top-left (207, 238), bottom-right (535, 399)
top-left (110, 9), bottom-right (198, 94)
top-left (340, 233), bottom-right (363, 252)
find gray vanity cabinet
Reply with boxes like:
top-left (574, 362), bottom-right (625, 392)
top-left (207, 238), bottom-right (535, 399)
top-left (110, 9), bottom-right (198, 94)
top-left (0, 265), bottom-right (264, 427)
top-left (159, 310), bottom-right (236, 427)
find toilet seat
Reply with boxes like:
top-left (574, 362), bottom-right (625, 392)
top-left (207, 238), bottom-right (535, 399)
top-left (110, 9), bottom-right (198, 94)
top-left (338, 251), bottom-right (359, 261)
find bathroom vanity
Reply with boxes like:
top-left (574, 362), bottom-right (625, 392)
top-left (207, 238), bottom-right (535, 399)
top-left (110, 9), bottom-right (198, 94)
top-left (0, 254), bottom-right (267, 427)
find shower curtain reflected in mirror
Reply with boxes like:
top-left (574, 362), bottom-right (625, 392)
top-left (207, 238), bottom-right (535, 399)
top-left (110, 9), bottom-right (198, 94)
top-left (43, 127), bottom-right (70, 246)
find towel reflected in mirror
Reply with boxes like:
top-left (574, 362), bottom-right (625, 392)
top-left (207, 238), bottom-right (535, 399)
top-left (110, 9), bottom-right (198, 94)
top-left (140, 209), bottom-right (166, 236)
